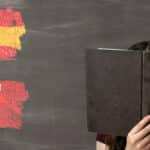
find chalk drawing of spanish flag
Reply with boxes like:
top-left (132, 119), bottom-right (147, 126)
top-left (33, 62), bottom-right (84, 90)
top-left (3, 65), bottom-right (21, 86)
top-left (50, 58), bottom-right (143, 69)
top-left (0, 7), bottom-right (26, 60)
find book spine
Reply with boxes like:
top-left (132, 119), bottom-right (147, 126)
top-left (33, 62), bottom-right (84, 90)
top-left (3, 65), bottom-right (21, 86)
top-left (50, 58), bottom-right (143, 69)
top-left (141, 51), bottom-right (144, 119)
top-left (142, 51), bottom-right (150, 118)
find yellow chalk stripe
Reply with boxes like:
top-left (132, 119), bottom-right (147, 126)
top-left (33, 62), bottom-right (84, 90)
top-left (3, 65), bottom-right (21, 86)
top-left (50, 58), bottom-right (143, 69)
top-left (0, 26), bottom-right (26, 50)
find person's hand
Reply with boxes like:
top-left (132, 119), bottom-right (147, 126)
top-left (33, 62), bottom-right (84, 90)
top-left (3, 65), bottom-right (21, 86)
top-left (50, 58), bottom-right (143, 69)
top-left (125, 115), bottom-right (150, 150)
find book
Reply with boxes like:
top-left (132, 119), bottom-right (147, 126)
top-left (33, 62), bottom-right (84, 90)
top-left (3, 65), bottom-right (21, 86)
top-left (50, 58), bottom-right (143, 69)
top-left (86, 48), bottom-right (150, 136)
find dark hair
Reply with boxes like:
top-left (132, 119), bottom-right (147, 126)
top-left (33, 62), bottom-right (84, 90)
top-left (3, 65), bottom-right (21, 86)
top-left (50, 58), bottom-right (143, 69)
top-left (102, 135), bottom-right (126, 150)
top-left (102, 41), bottom-right (150, 150)
top-left (128, 40), bottom-right (150, 51)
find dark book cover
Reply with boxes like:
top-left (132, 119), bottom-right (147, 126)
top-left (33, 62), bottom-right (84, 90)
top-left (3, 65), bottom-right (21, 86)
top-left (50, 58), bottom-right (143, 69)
top-left (85, 48), bottom-right (150, 136)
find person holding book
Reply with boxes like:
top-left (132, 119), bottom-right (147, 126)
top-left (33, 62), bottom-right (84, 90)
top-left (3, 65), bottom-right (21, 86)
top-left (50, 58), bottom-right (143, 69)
top-left (96, 115), bottom-right (150, 150)
top-left (96, 41), bottom-right (150, 150)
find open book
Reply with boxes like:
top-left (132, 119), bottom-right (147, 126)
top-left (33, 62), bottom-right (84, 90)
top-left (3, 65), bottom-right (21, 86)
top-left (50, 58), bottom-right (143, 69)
top-left (86, 48), bottom-right (150, 136)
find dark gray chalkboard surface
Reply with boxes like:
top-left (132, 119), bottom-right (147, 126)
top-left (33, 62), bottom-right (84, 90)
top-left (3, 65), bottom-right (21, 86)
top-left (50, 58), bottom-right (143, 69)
top-left (0, 0), bottom-right (150, 150)
top-left (0, 1), bottom-right (94, 150)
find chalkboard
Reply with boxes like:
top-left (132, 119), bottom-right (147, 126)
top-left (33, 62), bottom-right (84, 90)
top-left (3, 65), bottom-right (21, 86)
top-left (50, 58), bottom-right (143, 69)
top-left (0, 1), bottom-right (94, 150)
top-left (0, 0), bottom-right (150, 150)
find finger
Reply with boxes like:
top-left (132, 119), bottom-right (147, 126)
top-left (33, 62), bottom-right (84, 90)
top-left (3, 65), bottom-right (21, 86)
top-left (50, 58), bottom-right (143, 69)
top-left (130, 115), bottom-right (150, 134)
top-left (145, 143), bottom-right (150, 150)
top-left (135, 134), bottom-right (150, 149)
top-left (133, 124), bottom-right (150, 142)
